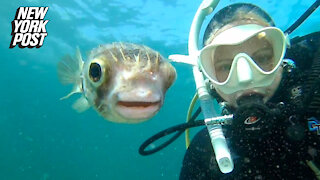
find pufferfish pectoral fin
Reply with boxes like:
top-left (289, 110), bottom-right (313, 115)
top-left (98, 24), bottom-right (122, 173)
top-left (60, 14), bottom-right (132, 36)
top-left (72, 96), bottom-right (90, 113)
top-left (57, 47), bottom-right (84, 100)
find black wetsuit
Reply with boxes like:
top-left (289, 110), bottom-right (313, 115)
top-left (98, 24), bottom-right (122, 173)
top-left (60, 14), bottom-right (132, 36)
top-left (180, 32), bottom-right (320, 180)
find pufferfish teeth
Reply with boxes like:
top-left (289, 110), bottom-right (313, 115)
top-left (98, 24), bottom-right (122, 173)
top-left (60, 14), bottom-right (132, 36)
top-left (117, 101), bottom-right (161, 108)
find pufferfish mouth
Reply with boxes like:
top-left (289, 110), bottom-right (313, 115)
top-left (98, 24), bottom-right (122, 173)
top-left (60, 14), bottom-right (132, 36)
top-left (115, 100), bottom-right (162, 120)
top-left (117, 101), bottom-right (160, 108)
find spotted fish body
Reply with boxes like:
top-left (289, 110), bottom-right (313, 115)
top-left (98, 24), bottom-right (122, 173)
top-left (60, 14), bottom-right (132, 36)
top-left (57, 42), bottom-right (176, 123)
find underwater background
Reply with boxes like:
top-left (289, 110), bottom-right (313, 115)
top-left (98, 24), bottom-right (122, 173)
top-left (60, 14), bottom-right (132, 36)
top-left (1, 0), bottom-right (319, 179)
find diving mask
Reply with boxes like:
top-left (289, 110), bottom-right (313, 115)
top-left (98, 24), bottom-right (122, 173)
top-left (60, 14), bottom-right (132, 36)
top-left (199, 24), bottom-right (288, 94)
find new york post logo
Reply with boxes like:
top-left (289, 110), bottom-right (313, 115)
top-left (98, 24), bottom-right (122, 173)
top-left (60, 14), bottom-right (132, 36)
top-left (308, 117), bottom-right (320, 135)
top-left (10, 7), bottom-right (49, 48)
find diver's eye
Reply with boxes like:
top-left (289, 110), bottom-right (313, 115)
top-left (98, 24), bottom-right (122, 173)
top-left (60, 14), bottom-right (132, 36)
top-left (89, 62), bottom-right (102, 82)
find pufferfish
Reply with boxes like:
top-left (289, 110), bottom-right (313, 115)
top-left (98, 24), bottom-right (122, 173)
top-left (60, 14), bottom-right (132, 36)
top-left (57, 42), bottom-right (176, 123)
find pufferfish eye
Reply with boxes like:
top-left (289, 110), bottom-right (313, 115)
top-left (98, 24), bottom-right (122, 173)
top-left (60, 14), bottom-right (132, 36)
top-left (89, 62), bottom-right (102, 82)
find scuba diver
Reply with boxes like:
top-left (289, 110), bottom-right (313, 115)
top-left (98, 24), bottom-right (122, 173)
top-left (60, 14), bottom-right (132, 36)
top-left (138, 0), bottom-right (320, 179)
top-left (179, 3), bottom-right (320, 180)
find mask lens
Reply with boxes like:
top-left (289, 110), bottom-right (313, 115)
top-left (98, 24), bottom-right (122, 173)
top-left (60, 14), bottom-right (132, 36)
top-left (211, 31), bottom-right (281, 83)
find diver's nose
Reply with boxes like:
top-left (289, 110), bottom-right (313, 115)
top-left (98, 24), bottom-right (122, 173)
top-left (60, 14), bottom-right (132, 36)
top-left (236, 56), bottom-right (253, 84)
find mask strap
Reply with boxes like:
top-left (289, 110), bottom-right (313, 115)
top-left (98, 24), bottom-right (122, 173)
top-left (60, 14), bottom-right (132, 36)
top-left (284, 0), bottom-right (320, 35)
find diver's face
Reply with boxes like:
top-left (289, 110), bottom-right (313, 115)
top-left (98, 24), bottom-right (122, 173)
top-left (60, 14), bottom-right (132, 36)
top-left (213, 36), bottom-right (283, 107)
top-left (214, 36), bottom-right (275, 82)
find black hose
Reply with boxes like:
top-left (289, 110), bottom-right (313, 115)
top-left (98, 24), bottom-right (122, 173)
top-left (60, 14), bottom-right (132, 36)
top-left (285, 0), bottom-right (320, 34)
top-left (139, 107), bottom-right (202, 156)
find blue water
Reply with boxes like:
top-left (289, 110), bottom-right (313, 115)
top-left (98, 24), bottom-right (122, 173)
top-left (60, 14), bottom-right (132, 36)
top-left (1, 0), bottom-right (319, 179)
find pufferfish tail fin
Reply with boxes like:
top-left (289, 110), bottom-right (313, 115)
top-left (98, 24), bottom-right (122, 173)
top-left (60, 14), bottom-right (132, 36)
top-left (57, 47), bottom-right (84, 100)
